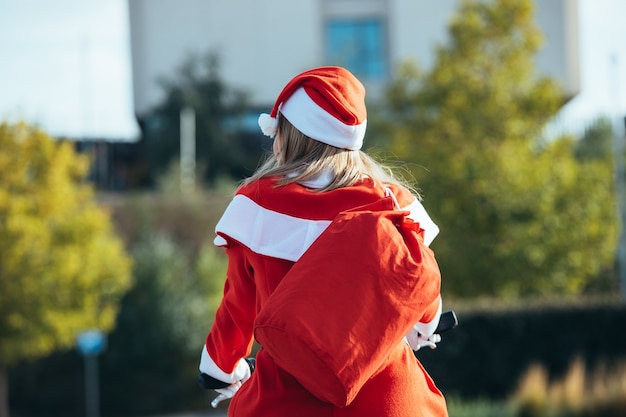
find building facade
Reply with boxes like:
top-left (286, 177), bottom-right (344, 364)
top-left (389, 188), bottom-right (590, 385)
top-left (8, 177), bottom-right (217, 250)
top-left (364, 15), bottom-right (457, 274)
top-left (128, 0), bottom-right (579, 121)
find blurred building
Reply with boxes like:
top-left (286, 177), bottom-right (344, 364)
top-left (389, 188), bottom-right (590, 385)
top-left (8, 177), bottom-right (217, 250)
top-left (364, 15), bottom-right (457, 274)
top-left (127, 0), bottom-right (579, 121)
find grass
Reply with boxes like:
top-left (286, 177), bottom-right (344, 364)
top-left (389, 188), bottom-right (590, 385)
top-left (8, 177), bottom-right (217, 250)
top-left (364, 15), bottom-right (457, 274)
top-left (447, 396), bottom-right (513, 417)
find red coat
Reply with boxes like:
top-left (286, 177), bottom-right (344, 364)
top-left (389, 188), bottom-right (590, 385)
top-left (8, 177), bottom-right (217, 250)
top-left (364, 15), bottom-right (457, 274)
top-left (204, 176), bottom-right (448, 417)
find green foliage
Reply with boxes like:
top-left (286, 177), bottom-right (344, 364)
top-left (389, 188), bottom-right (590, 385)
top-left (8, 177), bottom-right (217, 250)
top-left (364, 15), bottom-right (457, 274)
top-left (99, 231), bottom-right (227, 416)
top-left (7, 192), bottom-right (230, 417)
top-left (575, 117), bottom-right (614, 161)
top-left (377, 0), bottom-right (617, 298)
top-left (0, 122), bottom-right (133, 366)
top-left (139, 52), bottom-right (268, 187)
top-left (447, 396), bottom-right (513, 417)
top-left (196, 241), bottom-right (229, 314)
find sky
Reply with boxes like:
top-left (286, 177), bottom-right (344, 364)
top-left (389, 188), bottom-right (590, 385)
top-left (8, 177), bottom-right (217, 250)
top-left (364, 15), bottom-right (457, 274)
top-left (0, 0), bottom-right (625, 142)
top-left (0, 0), bottom-right (138, 140)
top-left (558, 0), bottom-right (626, 135)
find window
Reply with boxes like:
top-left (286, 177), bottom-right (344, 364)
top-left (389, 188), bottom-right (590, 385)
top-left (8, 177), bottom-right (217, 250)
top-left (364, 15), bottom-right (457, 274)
top-left (325, 18), bottom-right (387, 80)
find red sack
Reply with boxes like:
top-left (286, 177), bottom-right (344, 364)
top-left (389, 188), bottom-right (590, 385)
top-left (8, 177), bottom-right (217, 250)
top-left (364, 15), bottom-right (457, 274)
top-left (253, 197), bottom-right (442, 406)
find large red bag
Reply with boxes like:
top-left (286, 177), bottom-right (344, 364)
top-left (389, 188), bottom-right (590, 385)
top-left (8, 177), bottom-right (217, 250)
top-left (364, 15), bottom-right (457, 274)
top-left (253, 197), bottom-right (442, 406)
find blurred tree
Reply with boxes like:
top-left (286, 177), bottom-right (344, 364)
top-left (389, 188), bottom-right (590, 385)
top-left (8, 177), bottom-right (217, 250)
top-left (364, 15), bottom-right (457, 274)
top-left (375, 0), bottom-right (617, 297)
top-left (138, 52), bottom-right (268, 188)
top-left (0, 122), bottom-right (132, 417)
top-left (574, 116), bottom-right (614, 161)
top-left (6, 193), bottom-right (229, 417)
top-left (99, 233), bottom-right (226, 416)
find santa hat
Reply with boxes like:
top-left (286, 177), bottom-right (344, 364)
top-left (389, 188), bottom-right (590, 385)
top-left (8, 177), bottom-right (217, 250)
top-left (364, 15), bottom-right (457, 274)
top-left (258, 66), bottom-right (367, 150)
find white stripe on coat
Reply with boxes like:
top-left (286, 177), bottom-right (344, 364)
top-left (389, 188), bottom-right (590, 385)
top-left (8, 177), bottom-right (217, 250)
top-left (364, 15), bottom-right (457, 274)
top-left (214, 194), bottom-right (439, 260)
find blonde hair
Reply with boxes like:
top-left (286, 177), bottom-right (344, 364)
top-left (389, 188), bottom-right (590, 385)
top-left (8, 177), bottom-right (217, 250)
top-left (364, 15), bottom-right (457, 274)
top-left (244, 114), bottom-right (418, 195)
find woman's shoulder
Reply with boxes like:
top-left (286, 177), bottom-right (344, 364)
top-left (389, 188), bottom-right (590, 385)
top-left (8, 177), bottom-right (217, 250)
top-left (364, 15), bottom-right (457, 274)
top-left (237, 176), bottom-right (417, 203)
top-left (235, 177), bottom-right (316, 212)
top-left (381, 181), bottom-right (418, 207)
top-left (235, 177), bottom-right (277, 199)
top-left (233, 176), bottom-right (405, 220)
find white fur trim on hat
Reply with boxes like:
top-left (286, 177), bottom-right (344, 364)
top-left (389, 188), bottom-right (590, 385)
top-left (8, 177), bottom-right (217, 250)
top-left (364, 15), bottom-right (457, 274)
top-left (258, 113), bottom-right (278, 137)
top-left (280, 87), bottom-right (366, 150)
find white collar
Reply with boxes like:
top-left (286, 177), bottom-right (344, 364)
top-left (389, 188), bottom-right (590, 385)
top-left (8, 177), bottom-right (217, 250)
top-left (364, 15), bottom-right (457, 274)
top-left (286, 170), bottom-right (334, 189)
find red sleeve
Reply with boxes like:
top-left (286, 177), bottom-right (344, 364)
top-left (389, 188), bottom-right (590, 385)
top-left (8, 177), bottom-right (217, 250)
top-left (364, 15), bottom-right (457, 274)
top-left (419, 296), bottom-right (441, 323)
top-left (205, 241), bottom-right (256, 373)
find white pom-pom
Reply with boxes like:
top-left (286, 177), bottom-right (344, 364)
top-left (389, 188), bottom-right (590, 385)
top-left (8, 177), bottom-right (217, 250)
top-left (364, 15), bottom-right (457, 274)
top-left (258, 113), bottom-right (278, 137)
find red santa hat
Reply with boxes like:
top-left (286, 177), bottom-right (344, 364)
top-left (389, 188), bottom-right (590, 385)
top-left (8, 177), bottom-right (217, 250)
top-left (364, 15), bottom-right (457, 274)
top-left (258, 66), bottom-right (367, 150)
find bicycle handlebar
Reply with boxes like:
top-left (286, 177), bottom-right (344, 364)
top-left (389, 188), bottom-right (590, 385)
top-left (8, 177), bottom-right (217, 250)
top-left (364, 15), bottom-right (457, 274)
top-left (198, 310), bottom-right (459, 408)
top-left (198, 310), bottom-right (458, 391)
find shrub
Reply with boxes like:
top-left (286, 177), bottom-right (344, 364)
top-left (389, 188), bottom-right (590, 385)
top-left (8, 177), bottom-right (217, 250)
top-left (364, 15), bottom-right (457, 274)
top-left (510, 357), bottom-right (626, 417)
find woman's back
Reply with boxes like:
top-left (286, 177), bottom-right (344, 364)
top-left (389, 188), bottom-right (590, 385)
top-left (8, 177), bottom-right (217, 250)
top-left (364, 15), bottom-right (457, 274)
top-left (199, 66), bottom-right (448, 417)
top-left (212, 177), bottom-right (446, 417)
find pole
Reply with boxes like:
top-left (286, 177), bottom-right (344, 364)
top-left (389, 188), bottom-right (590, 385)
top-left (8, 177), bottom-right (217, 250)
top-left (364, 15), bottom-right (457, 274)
top-left (77, 330), bottom-right (105, 417)
top-left (180, 107), bottom-right (196, 194)
top-left (84, 355), bottom-right (100, 417)
top-left (610, 54), bottom-right (626, 300)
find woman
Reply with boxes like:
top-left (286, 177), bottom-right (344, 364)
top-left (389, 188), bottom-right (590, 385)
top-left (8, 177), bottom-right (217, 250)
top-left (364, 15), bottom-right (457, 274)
top-left (199, 66), bottom-right (448, 416)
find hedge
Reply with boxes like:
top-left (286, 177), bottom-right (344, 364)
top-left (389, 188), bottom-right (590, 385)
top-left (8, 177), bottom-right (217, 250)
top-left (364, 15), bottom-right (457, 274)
top-left (10, 297), bottom-right (625, 416)
top-left (418, 297), bottom-right (626, 400)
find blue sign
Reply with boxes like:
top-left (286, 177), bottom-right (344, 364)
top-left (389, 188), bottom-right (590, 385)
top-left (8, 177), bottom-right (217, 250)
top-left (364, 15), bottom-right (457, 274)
top-left (77, 329), bottom-right (106, 356)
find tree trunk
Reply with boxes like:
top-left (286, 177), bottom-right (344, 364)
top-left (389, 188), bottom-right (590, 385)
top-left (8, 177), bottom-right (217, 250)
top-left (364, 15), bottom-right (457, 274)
top-left (0, 364), bottom-right (9, 417)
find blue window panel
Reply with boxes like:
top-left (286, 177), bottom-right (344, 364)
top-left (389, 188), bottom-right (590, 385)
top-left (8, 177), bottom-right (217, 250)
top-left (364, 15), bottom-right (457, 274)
top-left (325, 19), bottom-right (387, 79)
